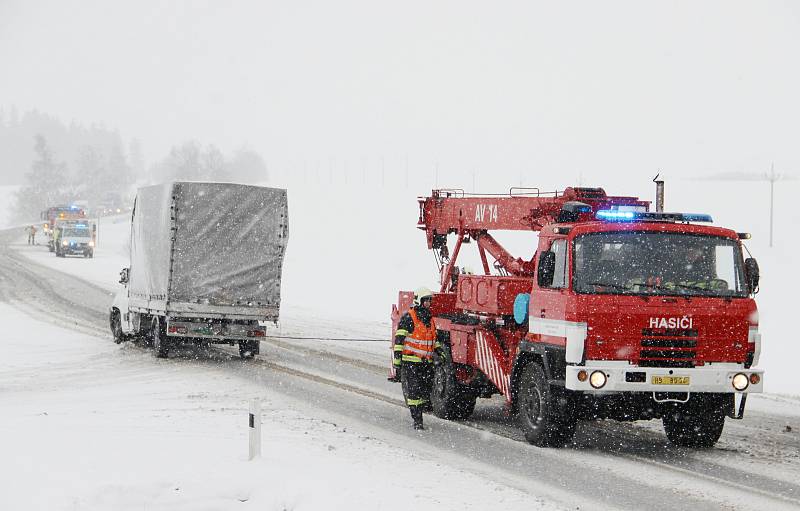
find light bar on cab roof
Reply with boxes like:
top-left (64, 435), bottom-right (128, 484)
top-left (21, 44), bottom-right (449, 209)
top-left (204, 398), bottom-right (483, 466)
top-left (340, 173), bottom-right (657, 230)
top-left (596, 210), bottom-right (635, 220)
top-left (596, 210), bottom-right (713, 223)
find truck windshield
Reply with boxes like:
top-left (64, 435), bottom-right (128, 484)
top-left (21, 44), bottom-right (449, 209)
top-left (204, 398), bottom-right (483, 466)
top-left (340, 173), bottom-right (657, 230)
top-left (63, 228), bottom-right (90, 237)
top-left (573, 232), bottom-right (747, 297)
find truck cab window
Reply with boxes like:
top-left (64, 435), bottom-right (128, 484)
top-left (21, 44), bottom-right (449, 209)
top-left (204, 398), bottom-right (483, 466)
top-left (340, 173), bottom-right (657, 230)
top-left (573, 232), bottom-right (747, 297)
top-left (551, 239), bottom-right (568, 289)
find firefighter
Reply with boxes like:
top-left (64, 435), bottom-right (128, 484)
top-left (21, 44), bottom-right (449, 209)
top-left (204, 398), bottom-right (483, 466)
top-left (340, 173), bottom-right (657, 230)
top-left (393, 287), bottom-right (442, 430)
top-left (26, 225), bottom-right (37, 245)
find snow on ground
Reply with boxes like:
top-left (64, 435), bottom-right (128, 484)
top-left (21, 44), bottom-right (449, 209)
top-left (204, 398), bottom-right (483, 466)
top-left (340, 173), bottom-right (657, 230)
top-left (0, 301), bottom-right (559, 511)
top-left (16, 213), bottom-right (130, 292)
top-left (747, 393), bottom-right (800, 418)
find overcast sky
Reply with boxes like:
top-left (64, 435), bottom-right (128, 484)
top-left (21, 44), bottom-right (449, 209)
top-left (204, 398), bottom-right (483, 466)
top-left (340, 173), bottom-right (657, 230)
top-left (1, 0), bottom-right (798, 192)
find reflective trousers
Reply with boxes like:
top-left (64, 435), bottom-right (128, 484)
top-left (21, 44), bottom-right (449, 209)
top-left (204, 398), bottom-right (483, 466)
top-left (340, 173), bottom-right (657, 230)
top-left (401, 362), bottom-right (434, 425)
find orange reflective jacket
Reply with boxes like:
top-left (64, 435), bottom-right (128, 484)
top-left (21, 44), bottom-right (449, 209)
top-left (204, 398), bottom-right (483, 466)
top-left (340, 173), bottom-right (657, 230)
top-left (401, 309), bottom-right (436, 361)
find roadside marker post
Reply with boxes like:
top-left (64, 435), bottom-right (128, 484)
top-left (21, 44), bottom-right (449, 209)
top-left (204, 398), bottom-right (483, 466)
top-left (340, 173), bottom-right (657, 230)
top-left (249, 399), bottom-right (261, 460)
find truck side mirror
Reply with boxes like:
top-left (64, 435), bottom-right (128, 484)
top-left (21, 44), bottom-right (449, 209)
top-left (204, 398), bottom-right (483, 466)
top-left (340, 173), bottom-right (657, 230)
top-left (119, 267), bottom-right (129, 285)
top-left (744, 258), bottom-right (759, 293)
top-left (538, 251), bottom-right (556, 288)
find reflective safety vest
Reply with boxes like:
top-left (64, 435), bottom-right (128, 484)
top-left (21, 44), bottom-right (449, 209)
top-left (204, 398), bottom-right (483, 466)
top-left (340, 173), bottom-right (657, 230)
top-left (401, 309), bottom-right (436, 362)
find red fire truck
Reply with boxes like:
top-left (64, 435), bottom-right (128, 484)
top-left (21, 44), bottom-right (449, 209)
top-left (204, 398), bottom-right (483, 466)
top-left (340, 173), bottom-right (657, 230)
top-left (390, 186), bottom-right (762, 448)
top-left (41, 205), bottom-right (86, 252)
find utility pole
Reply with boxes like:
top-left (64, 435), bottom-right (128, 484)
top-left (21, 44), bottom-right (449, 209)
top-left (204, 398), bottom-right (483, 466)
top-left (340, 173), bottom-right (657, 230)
top-left (703, 164), bottom-right (794, 248)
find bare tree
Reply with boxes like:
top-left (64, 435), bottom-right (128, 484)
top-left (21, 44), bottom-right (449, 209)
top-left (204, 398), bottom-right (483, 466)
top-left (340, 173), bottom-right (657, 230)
top-left (155, 141), bottom-right (203, 181)
top-left (202, 144), bottom-right (231, 181)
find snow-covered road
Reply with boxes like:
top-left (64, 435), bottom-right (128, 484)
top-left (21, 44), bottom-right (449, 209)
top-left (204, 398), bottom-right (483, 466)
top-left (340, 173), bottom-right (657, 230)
top-left (2, 225), bottom-right (800, 510)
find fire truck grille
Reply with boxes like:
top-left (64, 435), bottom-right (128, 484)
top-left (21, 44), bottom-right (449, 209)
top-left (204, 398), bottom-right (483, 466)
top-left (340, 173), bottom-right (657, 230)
top-left (639, 329), bottom-right (698, 367)
top-left (640, 349), bottom-right (696, 358)
top-left (641, 339), bottom-right (697, 348)
top-left (641, 328), bottom-right (697, 338)
top-left (638, 359), bottom-right (695, 368)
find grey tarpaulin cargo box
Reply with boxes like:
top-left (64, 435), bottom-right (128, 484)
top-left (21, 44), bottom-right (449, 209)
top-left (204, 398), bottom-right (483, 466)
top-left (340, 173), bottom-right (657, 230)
top-left (127, 182), bottom-right (288, 321)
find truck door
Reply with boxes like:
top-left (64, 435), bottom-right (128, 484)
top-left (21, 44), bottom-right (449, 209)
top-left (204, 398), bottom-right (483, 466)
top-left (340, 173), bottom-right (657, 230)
top-left (531, 238), bottom-right (570, 348)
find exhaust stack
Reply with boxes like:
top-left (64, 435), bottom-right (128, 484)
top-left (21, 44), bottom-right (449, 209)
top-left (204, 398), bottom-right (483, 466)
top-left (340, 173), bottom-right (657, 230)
top-left (653, 174), bottom-right (664, 212)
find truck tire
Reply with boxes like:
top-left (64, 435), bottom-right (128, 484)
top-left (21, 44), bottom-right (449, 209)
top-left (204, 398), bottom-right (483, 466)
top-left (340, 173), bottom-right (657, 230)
top-left (517, 362), bottom-right (576, 447)
top-left (110, 310), bottom-right (125, 344)
top-left (662, 406), bottom-right (725, 448)
top-left (239, 340), bottom-right (259, 359)
top-left (151, 317), bottom-right (170, 358)
top-left (430, 350), bottom-right (477, 420)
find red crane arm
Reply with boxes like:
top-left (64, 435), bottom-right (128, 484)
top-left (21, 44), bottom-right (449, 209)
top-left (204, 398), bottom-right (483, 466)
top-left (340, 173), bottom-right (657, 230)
top-left (418, 187), bottom-right (648, 248)
top-left (475, 232), bottom-right (536, 276)
top-left (420, 188), bottom-right (649, 292)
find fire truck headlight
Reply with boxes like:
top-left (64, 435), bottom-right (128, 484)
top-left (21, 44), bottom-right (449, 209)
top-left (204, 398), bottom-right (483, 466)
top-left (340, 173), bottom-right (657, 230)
top-left (732, 373), bottom-right (749, 391)
top-left (589, 371), bottom-right (607, 389)
top-left (61, 240), bottom-right (68, 246)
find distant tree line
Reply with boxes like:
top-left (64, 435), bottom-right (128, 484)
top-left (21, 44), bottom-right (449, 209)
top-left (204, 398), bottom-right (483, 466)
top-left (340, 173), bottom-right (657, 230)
top-left (150, 141), bottom-right (268, 184)
top-left (3, 107), bottom-right (270, 222)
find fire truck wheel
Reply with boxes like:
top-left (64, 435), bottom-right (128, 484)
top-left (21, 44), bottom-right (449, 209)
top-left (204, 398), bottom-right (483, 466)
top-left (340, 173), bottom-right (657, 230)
top-left (152, 317), bottom-right (170, 358)
top-left (517, 362), bottom-right (576, 447)
top-left (662, 407), bottom-right (725, 448)
top-left (430, 353), bottom-right (477, 420)
top-left (110, 311), bottom-right (126, 344)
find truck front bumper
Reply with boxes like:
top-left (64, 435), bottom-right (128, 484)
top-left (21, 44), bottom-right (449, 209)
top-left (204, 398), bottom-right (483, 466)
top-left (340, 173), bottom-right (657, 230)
top-left (565, 360), bottom-right (763, 394)
top-left (61, 244), bottom-right (91, 255)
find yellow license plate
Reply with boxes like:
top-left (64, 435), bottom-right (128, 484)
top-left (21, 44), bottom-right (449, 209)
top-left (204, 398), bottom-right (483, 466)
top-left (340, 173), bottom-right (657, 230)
top-left (652, 376), bottom-right (690, 385)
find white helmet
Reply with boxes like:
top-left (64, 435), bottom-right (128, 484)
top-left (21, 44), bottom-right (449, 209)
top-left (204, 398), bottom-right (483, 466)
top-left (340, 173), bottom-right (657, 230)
top-left (414, 287), bottom-right (433, 306)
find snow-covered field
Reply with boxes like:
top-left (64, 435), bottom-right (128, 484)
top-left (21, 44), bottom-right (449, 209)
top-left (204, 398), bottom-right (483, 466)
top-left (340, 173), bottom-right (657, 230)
top-left (0, 302), bottom-right (559, 511)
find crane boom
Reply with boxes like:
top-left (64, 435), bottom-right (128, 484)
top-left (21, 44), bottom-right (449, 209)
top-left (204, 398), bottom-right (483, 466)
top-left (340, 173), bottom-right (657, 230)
top-left (418, 187), bottom-right (649, 248)
top-left (418, 187), bottom-right (649, 290)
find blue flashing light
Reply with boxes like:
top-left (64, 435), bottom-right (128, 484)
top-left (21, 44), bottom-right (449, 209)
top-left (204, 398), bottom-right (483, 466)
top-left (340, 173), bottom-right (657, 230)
top-left (70, 205), bottom-right (78, 210)
top-left (596, 210), bottom-right (713, 223)
top-left (75, 223), bottom-right (88, 228)
top-left (596, 210), bottom-right (636, 221)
